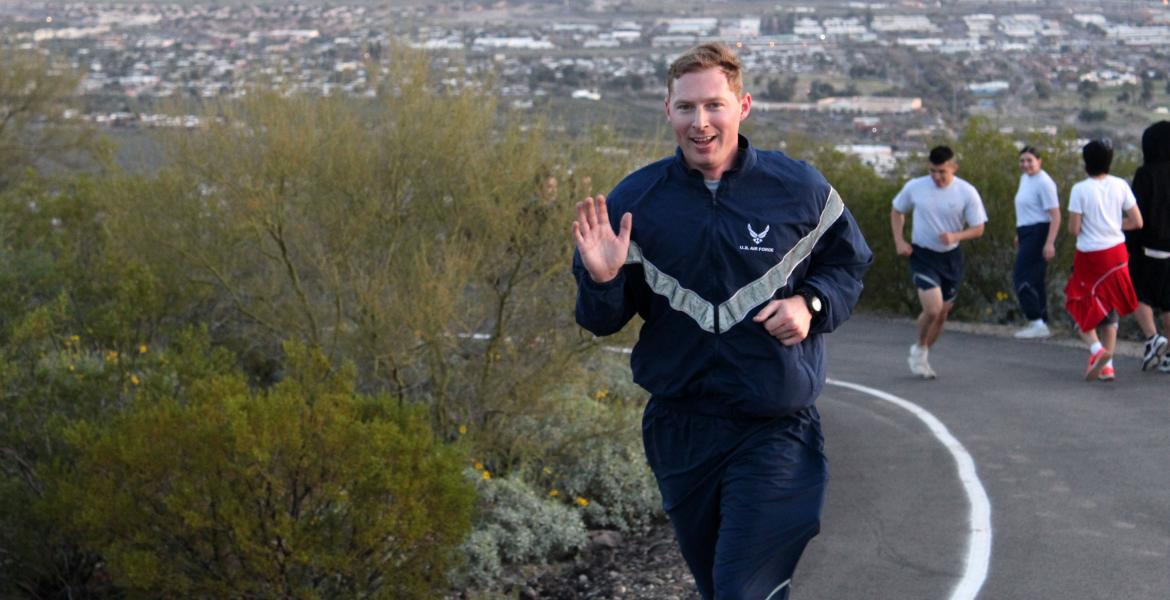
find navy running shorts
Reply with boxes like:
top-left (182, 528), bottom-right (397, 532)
top-left (910, 244), bottom-right (964, 303)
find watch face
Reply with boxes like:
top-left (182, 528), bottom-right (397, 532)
top-left (810, 295), bottom-right (822, 313)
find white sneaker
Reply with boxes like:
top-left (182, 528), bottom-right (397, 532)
top-left (1014, 321), bottom-right (1051, 339)
top-left (919, 358), bottom-right (937, 380)
top-left (1159, 354), bottom-right (1170, 374)
top-left (908, 344), bottom-right (923, 376)
top-left (908, 344), bottom-right (936, 379)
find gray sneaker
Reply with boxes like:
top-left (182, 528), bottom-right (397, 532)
top-left (1142, 335), bottom-right (1168, 371)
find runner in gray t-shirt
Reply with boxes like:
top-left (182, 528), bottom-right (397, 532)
top-left (890, 146), bottom-right (988, 379)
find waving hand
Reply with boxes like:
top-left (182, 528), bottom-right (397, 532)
top-left (572, 195), bottom-right (632, 284)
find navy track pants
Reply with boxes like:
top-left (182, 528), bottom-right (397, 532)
top-left (1014, 222), bottom-right (1050, 322)
top-left (643, 401), bottom-right (827, 600)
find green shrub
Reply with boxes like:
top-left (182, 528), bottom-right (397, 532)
top-left (480, 374), bottom-right (662, 534)
top-left (53, 344), bottom-right (473, 599)
top-left (455, 469), bottom-right (588, 590)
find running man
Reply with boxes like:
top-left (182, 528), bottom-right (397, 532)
top-left (572, 43), bottom-right (872, 599)
top-left (890, 146), bottom-right (988, 379)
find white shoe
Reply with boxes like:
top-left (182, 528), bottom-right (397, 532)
top-left (908, 344), bottom-right (923, 376)
top-left (1014, 321), bottom-right (1051, 339)
top-left (908, 344), bottom-right (936, 379)
top-left (919, 359), bottom-right (937, 379)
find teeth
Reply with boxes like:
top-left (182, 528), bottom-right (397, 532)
top-left (693, 136), bottom-right (714, 143)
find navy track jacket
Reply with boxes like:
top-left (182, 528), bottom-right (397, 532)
top-left (574, 136), bottom-right (873, 418)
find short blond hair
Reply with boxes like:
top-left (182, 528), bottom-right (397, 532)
top-left (666, 43), bottom-right (744, 98)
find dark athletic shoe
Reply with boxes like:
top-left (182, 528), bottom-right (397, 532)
top-left (1142, 335), bottom-right (1168, 371)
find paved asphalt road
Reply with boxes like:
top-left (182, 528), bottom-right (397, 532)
top-left (795, 314), bottom-right (1170, 600)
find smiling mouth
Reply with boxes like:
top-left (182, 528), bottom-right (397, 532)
top-left (691, 135), bottom-right (715, 146)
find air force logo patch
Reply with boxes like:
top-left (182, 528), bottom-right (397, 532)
top-left (739, 223), bottom-right (774, 253)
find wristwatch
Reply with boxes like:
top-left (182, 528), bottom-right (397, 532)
top-left (795, 288), bottom-right (823, 320)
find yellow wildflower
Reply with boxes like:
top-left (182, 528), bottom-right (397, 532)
top-left (482, 471), bottom-right (492, 480)
top-left (542, 466), bottom-right (553, 475)
top-left (458, 425), bottom-right (468, 435)
top-left (594, 388), bottom-right (609, 401)
top-left (130, 374), bottom-right (140, 386)
top-left (474, 462), bottom-right (484, 471)
top-left (576, 497), bottom-right (589, 507)
top-left (104, 350), bottom-right (118, 363)
top-left (68, 364), bottom-right (75, 372)
top-left (138, 344), bottom-right (148, 354)
top-left (549, 489), bottom-right (559, 497)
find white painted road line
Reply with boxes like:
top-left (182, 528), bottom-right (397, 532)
top-left (826, 378), bottom-right (992, 600)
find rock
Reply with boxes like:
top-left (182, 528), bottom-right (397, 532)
top-left (523, 521), bottom-right (700, 600)
top-left (519, 587), bottom-right (538, 600)
top-left (588, 529), bottom-right (624, 551)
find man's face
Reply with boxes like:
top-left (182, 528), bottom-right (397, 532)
top-left (665, 68), bottom-right (751, 181)
top-left (1018, 153), bottom-right (1041, 176)
top-left (928, 160), bottom-right (958, 188)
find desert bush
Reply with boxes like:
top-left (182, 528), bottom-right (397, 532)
top-left (0, 175), bottom-right (198, 596)
top-left (456, 469), bottom-right (588, 590)
top-left (102, 47), bottom-right (646, 447)
top-left (52, 343), bottom-right (473, 599)
top-left (488, 374), bottom-right (662, 533)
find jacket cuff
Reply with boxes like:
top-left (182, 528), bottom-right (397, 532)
top-left (581, 269), bottom-right (626, 291)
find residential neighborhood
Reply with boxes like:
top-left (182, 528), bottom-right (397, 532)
top-left (3, 0), bottom-right (1169, 165)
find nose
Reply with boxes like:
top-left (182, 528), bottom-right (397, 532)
top-left (691, 107), bottom-right (708, 129)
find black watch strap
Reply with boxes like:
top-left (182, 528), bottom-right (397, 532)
top-left (796, 288), bottom-right (824, 320)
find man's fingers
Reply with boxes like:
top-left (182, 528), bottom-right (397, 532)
top-left (617, 212), bottom-right (633, 245)
top-left (575, 200), bottom-right (591, 235)
top-left (753, 300), bottom-right (779, 322)
top-left (584, 197), bottom-right (600, 229)
top-left (572, 221), bottom-right (585, 246)
top-left (595, 195), bottom-right (610, 229)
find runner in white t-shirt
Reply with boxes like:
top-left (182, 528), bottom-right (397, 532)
top-left (1011, 146), bottom-right (1061, 339)
top-left (1068, 176), bottom-right (1136, 251)
top-left (1064, 140), bottom-right (1144, 382)
top-left (890, 146), bottom-right (988, 379)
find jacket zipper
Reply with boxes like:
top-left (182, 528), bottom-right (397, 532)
top-left (710, 182), bottom-right (721, 334)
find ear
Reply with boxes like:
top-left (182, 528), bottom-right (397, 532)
top-left (739, 92), bottom-right (752, 121)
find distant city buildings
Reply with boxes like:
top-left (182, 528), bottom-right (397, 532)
top-left (4, 0), bottom-right (1169, 168)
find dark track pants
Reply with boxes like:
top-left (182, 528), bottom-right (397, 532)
top-left (643, 401), bottom-right (827, 600)
top-left (1014, 222), bottom-right (1050, 322)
